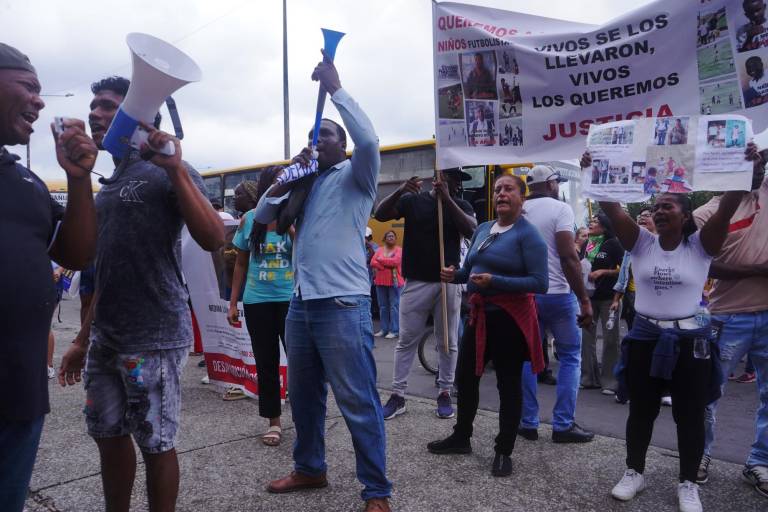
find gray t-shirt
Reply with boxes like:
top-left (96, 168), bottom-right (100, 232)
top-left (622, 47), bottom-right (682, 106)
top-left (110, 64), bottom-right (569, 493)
top-left (92, 155), bottom-right (206, 352)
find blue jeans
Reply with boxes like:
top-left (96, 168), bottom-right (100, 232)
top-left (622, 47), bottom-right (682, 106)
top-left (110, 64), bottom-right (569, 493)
top-left (286, 294), bottom-right (391, 500)
top-left (0, 415), bottom-right (45, 512)
top-left (521, 293), bottom-right (582, 432)
top-left (704, 310), bottom-right (768, 466)
top-left (375, 285), bottom-right (400, 335)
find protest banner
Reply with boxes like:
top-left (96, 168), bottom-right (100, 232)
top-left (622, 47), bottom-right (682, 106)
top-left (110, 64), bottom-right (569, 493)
top-left (181, 222), bottom-right (288, 400)
top-left (583, 115), bottom-right (753, 202)
top-left (432, 0), bottom-right (768, 169)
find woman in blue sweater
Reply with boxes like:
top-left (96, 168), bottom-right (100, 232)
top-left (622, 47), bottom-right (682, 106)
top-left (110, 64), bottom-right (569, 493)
top-left (427, 174), bottom-right (548, 477)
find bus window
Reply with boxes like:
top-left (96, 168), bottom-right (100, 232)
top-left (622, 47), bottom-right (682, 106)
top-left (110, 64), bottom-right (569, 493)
top-left (203, 176), bottom-right (222, 204)
top-left (379, 146), bottom-right (435, 183)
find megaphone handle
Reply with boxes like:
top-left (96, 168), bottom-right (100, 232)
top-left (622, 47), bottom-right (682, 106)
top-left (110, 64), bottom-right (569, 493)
top-left (131, 126), bottom-right (176, 156)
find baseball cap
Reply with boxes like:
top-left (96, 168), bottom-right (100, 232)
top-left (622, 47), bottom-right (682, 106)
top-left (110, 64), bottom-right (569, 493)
top-left (442, 168), bottom-right (472, 181)
top-left (526, 165), bottom-right (568, 184)
top-left (365, 227), bottom-right (373, 238)
top-left (0, 43), bottom-right (36, 74)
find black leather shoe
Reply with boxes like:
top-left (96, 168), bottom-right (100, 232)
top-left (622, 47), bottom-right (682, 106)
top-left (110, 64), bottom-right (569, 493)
top-left (537, 371), bottom-right (557, 385)
top-left (552, 422), bottom-right (595, 443)
top-left (491, 453), bottom-right (512, 477)
top-left (517, 427), bottom-right (538, 441)
top-left (427, 434), bottom-right (472, 454)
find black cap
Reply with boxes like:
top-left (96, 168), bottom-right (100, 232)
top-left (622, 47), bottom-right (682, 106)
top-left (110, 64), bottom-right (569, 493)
top-left (0, 43), bottom-right (36, 74)
top-left (442, 168), bottom-right (472, 181)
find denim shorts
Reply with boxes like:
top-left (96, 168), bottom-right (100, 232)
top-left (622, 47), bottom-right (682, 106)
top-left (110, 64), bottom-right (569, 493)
top-left (83, 343), bottom-right (188, 454)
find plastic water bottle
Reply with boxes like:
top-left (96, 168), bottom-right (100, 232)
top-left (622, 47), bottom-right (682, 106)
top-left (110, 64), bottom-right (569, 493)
top-left (606, 309), bottom-right (616, 331)
top-left (693, 300), bottom-right (711, 360)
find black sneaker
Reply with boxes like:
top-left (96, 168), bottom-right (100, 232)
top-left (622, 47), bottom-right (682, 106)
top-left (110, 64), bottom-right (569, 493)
top-left (742, 464), bottom-right (768, 498)
top-left (427, 434), bottom-right (472, 455)
top-left (491, 453), bottom-right (512, 477)
top-left (696, 454), bottom-right (711, 484)
top-left (537, 370), bottom-right (557, 385)
top-left (517, 427), bottom-right (538, 441)
top-left (552, 422), bottom-right (595, 443)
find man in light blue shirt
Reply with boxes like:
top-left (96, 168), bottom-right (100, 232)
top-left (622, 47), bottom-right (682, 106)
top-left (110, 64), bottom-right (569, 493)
top-left (255, 52), bottom-right (392, 511)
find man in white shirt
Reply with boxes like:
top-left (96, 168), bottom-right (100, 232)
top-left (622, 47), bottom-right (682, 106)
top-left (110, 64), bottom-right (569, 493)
top-left (518, 165), bottom-right (596, 443)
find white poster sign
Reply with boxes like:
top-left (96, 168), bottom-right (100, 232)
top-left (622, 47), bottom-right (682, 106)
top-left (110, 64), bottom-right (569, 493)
top-left (583, 115), bottom-right (753, 202)
top-left (433, 0), bottom-right (768, 169)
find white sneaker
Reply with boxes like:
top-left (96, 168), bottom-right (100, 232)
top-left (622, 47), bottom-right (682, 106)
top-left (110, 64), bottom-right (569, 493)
top-left (384, 332), bottom-right (397, 339)
top-left (374, 330), bottom-right (385, 337)
top-left (661, 395), bottom-right (672, 406)
top-left (611, 469), bottom-right (646, 501)
top-left (201, 375), bottom-right (210, 384)
top-left (47, 366), bottom-right (55, 379)
top-left (678, 481), bottom-right (703, 512)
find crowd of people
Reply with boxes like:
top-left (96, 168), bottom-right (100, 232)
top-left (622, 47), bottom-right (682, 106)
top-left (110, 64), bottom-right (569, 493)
top-left (2, 38), bottom-right (767, 512)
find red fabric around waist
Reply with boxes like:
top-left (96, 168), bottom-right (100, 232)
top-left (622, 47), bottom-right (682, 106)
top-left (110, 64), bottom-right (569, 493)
top-left (468, 292), bottom-right (543, 377)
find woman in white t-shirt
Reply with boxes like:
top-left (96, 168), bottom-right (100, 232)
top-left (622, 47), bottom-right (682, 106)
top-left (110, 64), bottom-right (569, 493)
top-left (581, 148), bottom-right (756, 512)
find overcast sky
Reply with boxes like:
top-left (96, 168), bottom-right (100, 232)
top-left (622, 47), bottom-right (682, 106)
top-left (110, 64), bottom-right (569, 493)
top-left (3, 0), bottom-right (685, 181)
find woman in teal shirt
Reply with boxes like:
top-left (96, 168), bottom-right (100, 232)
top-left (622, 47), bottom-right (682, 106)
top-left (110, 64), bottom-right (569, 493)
top-left (228, 167), bottom-right (294, 446)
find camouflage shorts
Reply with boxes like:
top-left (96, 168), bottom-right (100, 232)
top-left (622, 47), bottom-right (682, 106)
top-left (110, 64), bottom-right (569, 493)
top-left (83, 343), bottom-right (188, 454)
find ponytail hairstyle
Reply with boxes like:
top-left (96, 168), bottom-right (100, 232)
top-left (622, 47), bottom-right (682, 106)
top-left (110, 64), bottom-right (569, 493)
top-left (248, 166), bottom-right (284, 253)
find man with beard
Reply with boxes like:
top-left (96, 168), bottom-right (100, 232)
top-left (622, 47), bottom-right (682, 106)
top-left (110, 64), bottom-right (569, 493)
top-left (58, 75), bottom-right (225, 512)
top-left (0, 42), bottom-right (96, 512)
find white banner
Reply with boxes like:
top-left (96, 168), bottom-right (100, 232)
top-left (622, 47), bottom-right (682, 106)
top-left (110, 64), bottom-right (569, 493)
top-left (433, 0), bottom-right (768, 169)
top-left (584, 115), bottom-right (753, 202)
top-left (181, 222), bottom-right (287, 399)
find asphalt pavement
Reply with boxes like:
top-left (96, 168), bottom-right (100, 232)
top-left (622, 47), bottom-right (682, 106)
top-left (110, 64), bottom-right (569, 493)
top-left (25, 299), bottom-right (765, 511)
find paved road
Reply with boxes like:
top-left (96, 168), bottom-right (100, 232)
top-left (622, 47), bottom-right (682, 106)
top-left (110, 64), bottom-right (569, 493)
top-left (30, 299), bottom-right (765, 511)
top-left (371, 325), bottom-right (760, 465)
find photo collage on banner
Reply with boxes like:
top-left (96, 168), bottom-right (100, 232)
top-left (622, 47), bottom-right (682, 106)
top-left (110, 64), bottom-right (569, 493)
top-left (436, 46), bottom-right (523, 149)
top-left (584, 115), bottom-right (752, 203)
top-left (733, 0), bottom-right (768, 108)
top-left (697, 2), bottom-right (741, 114)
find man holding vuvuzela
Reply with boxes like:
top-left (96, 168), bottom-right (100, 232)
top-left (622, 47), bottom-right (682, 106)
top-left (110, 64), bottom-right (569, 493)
top-left (254, 51), bottom-right (392, 511)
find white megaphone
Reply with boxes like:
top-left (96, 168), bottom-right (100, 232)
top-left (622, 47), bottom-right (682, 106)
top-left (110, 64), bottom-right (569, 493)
top-left (102, 33), bottom-right (202, 158)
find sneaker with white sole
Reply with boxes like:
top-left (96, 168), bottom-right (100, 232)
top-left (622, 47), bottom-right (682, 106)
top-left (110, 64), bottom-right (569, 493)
top-left (436, 391), bottom-right (455, 419)
top-left (373, 330), bottom-right (385, 337)
top-left (661, 395), bottom-right (672, 407)
top-left (201, 375), bottom-right (210, 384)
top-left (742, 464), bottom-right (768, 498)
top-left (678, 481), bottom-right (703, 512)
top-left (382, 394), bottom-right (406, 420)
top-left (384, 332), bottom-right (397, 339)
top-left (696, 454), bottom-right (711, 484)
top-left (611, 469), bottom-right (646, 501)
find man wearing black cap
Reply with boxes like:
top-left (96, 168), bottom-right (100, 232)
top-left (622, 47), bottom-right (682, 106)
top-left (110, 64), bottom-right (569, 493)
top-left (0, 42), bottom-right (97, 511)
top-left (517, 165), bottom-right (596, 444)
top-left (375, 169), bottom-right (476, 420)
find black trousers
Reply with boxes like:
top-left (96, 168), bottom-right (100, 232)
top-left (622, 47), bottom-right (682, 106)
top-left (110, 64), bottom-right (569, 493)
top-left (454, 309), bottom-right (528, 456)
top-left (243, 302), bottom-right (289, 419)
top-left (625, 338), bottom-right (711, 482)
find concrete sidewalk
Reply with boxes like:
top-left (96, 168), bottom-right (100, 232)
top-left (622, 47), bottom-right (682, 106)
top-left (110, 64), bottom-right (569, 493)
top-left (27, 302), bottom-right (766, 511)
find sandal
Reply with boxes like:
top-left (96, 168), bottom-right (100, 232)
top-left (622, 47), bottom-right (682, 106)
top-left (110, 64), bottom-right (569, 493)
top-left (262, 425), bottom-right (282, 446)
top-left (222, 387), bottom-right (248, 401)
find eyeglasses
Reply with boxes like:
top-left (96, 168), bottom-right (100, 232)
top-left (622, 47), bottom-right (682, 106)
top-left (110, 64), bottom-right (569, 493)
top-left (477, 232), bottom-right (500, 252)
top-left (637, 212), bottom-right (651, 220)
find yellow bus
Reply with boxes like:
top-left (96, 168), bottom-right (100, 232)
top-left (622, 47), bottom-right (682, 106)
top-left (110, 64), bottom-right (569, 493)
top-left (45, 179), bottom-right (101, 207)
top-left (199, 139), bottom-right (549, 243)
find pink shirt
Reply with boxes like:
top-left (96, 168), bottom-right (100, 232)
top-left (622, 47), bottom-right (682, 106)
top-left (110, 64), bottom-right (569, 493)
top-left (371, 246), bottom-right (404, 287)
